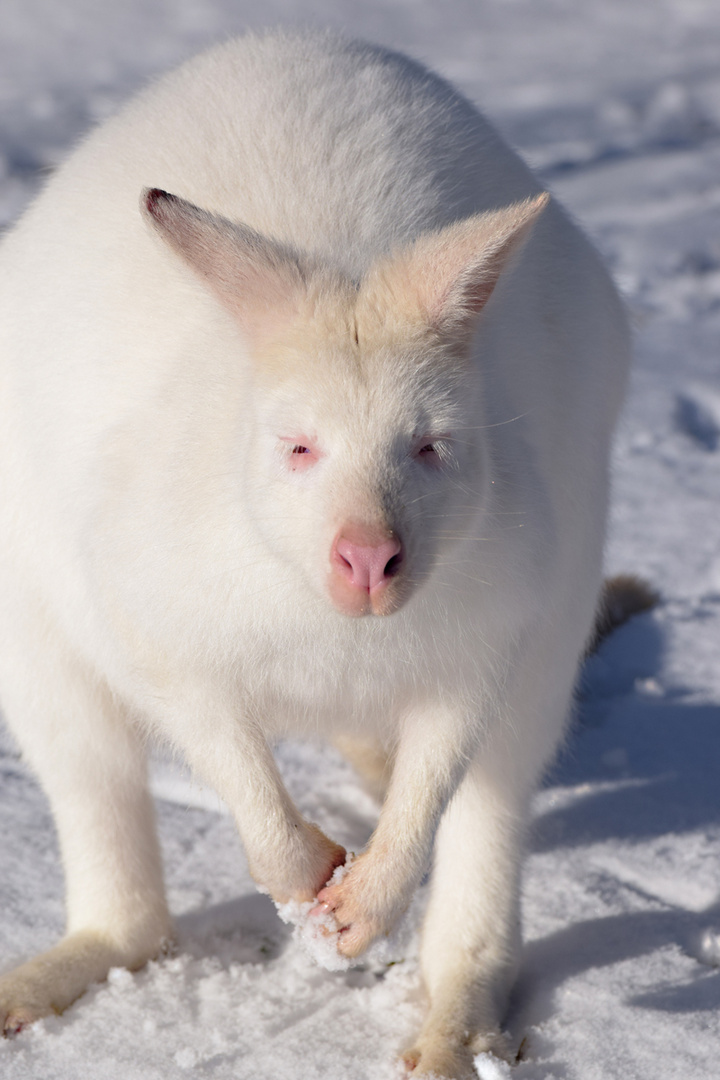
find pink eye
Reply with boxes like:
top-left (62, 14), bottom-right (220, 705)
top-left (413, 435), bottom-right (449, 469)
top-left (279, 436), bottom-right (320, 472)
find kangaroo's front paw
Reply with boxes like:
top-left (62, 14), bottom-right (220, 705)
top-left (312, 852), bottom-right (401, 957)
top-left (252, 822), bottom-right (346, 904)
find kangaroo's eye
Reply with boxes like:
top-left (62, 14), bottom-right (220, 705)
top-left (279, 436), bottom-right (320, 472)
top-left (413, 435), bottom-right (449, 469)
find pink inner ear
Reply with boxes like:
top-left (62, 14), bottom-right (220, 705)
top-left (364, 193), bottom-right (549, 342)
top-left (423, 256), bottom-right (494, 331)
top-left (142, 187), bottom-right (310, 346)
top-left (436, 196), bottom-right (549, 328)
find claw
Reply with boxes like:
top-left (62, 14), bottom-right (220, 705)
top-left (3, 1010), bottom-right (34, 1038)
top-left (315, 884), bottom-right (338, 906)
top-left (401, 1049), bottom-right (420, 1073)
top-left (309, 900), bottom-right (333, 916)
top-left (308, 901), bottom-right (338, 934)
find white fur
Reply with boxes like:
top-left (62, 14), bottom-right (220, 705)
top-left (0, 29), bottom-right (629, 1077)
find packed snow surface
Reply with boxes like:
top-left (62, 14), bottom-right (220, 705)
top-left (1, 2), bottom-right (719, 1078)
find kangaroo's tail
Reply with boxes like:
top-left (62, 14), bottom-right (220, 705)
top-left (588, 574), bottom-right (659, 654)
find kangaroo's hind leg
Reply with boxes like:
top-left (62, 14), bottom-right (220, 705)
top-left (0, 617), bottom-right (170, 1034)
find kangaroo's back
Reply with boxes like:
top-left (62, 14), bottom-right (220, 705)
top-left (13, 32), bottom-right (539, 268)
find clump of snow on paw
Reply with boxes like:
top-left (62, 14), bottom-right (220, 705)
top-left (275, 858), bottom-right (355, 972)
top-left (474, 1051), bottom-right (513, 1080)
top-left (697, 929), bottom-right (720, 967)
top-left (275, 855), bottom-right (418, 973)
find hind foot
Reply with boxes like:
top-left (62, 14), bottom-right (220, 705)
top-left (401, 1027), bottom-right (512, 1079)
top-left (0, 926), bottom-right (170, 1035)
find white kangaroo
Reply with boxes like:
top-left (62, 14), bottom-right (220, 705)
top-left (0, 29), bottom-right (630, 1078)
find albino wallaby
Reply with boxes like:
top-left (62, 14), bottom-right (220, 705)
top-left (0, 29), bottom-right (630, 1078)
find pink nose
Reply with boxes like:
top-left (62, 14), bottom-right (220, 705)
top-left (332, 527), bottom-right (403, 593)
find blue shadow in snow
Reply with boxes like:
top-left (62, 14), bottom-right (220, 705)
top-left (510, 605), bottom-right (720, 1035)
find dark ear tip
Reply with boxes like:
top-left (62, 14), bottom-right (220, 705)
top-left (142, 187), bottom-right (173, 219)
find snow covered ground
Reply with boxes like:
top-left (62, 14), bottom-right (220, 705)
top-left (1, 1), bottom-right (719, 1077)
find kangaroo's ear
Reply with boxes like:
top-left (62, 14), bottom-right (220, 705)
top-left (142, 188), bottom-right (312, 345)
top-left (361, 193), bottom-right (549, 349)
